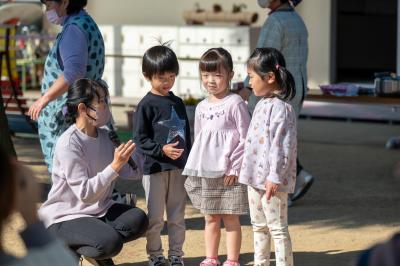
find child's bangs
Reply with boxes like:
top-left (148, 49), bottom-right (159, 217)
top-left (92, 81), bottom-right (109, 101)
top-left (199, 52), bottom-right (224, 73)
top-left (246, 57), bottom-right (258, 72)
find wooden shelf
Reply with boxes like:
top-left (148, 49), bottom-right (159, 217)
top-left (306, 92), bottom-right (400, 105)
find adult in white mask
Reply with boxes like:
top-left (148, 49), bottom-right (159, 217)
top-left (247, 0), bottom-right (314, 206)
top-left (28, 0), bottom-right (106, 175)
top-left (39, 79), bottom-right (148, 266)
top-left (44, 0), bottom-right (67, 25)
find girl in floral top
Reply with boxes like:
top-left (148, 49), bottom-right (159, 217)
top-left (183, 48), bottom-right (251, 266)
top-left (239, 48), bottom-right (297, 266)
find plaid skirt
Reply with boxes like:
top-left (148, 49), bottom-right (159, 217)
top-left (184, 176), bottom-right (249, 215)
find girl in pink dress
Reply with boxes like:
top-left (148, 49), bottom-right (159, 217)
top-left (183, 48), bottom-right (251, 266)
top-left (239, 48), bottom-right (297, 266)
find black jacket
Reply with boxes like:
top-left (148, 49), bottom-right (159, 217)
top-left (133, 91), bottom-right (191, 175)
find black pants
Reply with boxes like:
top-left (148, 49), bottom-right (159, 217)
top-left (48, 203), bottom-right (148, 260)
top-left (297, 158), bottom-right (303, 175)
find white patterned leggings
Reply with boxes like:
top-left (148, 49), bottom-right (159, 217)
top-left (248, 186), bottom-right (293, 266)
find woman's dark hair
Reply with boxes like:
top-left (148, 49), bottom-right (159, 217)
top-left (65, 78), bottom-right (108, 125)
top-left (199, 47), bottom-right (233, 74)
top-left (66, 0), bottom-right (87, 15)
top-left (142, 45), bottom-right (179, 79)
top-left (40, 0), bottom-right (87, 15)
top-left (290, 0), bottom-right (303, 7)
top-left (0, 146), bottom-right (17, 227)
top-left (247, 47), bottom-right (296, 101)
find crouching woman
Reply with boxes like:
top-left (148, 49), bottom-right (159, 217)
top-left (39, 78), bottom-right (148, 266)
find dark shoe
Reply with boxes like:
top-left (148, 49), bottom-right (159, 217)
top-left (291, 170), bottom-right (314, 202)
top-left (169, 255), bottom-right (184, 266)
top-left (85, 256), bottom-right (115, 266)
top-left (149, 255), bottom-right (167, 266)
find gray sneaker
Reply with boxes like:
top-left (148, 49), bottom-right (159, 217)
top-left (149, 255), bottom-right (166, 266)
top-left (169, 255), bottom-right (184, 266)
top-left (291, 170), bottom-right (314, 202)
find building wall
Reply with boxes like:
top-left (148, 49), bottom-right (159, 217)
top-left (86, 0), bottom-right (333, 89)
top-left (297, 0), bottom-right (332, 88)
top-left (86, 0), bottom-right (268, 27)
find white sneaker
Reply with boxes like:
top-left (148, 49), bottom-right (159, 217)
top-left (291, 170), bottom-right (314, 202)
top-left (149, 255), bottom-right (166, 266)
top-left (222, 260), bottom-right (240, 266)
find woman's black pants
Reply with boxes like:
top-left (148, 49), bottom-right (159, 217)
top-left (48, 203), bottom-right (148, 260)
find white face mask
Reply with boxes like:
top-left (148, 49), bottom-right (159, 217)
top-left (86, 105), bottom-right (111, 128)
top-left (45, 9), bottom-right (62, 25)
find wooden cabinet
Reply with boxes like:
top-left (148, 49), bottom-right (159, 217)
top-left (99, 25), bottom-right (259, 98)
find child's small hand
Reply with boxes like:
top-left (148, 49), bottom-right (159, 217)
top-left (162, 141), bottom-right (184, 160)
top-left (224, 175), bottom-right (238, 186)
top-left (265, 180), bottom-right (279, 200)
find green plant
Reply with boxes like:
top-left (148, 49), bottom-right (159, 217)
top-left (183, 94), bottom-right (203, 106)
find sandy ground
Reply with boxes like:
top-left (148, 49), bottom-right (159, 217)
top-left (2, 118), bottom-right (400, 266)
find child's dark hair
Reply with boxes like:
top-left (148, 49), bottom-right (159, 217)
top-left (142, 45), bottom-right (179, 79)
top-left (199, 47), bottom-right (233, 74)
top-left (247, 47), bottom-right (296, 101)
top-left (65, 78), bottom-right (108, 125)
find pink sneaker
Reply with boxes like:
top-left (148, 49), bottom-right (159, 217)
top-left (222, 260), bottom-right (240, 266)
top-left (200, 257), bottom-right (221, 266)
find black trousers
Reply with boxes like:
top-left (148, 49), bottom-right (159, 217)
top-left (297, 158), bottom-right (303, 175)
top-left (48, 203), bottom-right (148, 260)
